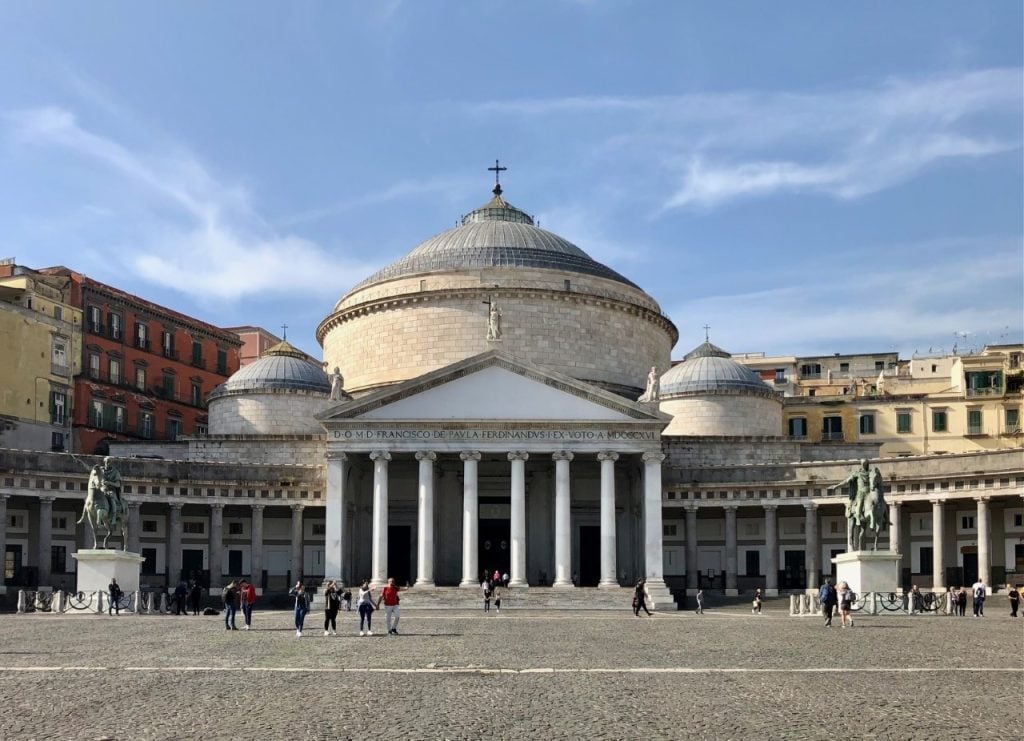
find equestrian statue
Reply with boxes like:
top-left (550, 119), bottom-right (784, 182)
top-left (827, 459), bottom-right (890, 551)
top-left (73, 455), bottom-right (128, 549)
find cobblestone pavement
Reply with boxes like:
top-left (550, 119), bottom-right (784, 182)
top-left (0, 605), bottom-right (1020, 740)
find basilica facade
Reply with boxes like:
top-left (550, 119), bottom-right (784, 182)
top-left (1, 183), bottom-right (1022, 605)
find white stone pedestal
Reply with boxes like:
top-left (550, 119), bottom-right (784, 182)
top-left (832, 551), bottom-right (900, 595)
top-left (72, 549), bottom-right (145, 595)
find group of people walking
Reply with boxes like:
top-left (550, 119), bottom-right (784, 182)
top-left (284, 578), bottom-right (402, 638)
top-left (818, 580), bottom-right (857, 628)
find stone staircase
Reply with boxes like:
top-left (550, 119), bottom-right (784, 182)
top-left (317, 586), bottom-right (676, 611)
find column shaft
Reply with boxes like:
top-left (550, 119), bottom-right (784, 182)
top-left (764, 505), bottom-right (779, 594)
top-left (977, 497), bottom-right (991, 587)
top-left (598, 452), bottom-right (619, 588)
top-left (805, 503), bottom-right (819, 590)
top-left (685, 504), bottom-right (698, 590)
top-left (888, 501), bottom-right (902, 554)
top-left (370, 450), bottom-right (391, 587)
top-left (931, 499), bottom-right (945, 590)
top-left (642, 452), bottom-right (666, 587)
top-left (126, 503), bottom-right (141, 554)
top-left (250, 505), bottom-right (264, 590)
top-left (0, 496), bottom-right (7, 593)
top-left (416, 451), bottom-right (437, 587)
top-left (724, 505), bottom-right (738, 594)
top-left (325, 453), bottom-right (348, 586)
top-left (552, 451), bottom-right (573, 588)
top-left (460, 451), bottom-right (481, 587)
top-left (209, 504), bottom-right (224, 589)
top-left (508, 452), bottom-right (529, 587)
top-left (167, 504), bottom-right (183, 587)
top-left (290, 504), bottom-right (304, 585)
top-left (37, 497), bottom-right (54, 588)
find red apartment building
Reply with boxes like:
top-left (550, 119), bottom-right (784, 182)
top-left (39, 268), bottom-right (242, 454)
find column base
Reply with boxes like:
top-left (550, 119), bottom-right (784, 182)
top-left (414, 580), bottom-right (435, 588)
top-left (551, 580), bottom-right (575, 589)
top-left (764, 588), bottom-right (779, 597)
top-left (459, 580), bottom-right (479, 588)
top-left (597, 580), bottom-right (620, 589)
top-left (507, 580), bottom-right (528, 588)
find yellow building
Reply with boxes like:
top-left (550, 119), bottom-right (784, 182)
top-left (0, 261), bottom-right (82, 452)
top-left (737, 345), bottom-right (1023, 456)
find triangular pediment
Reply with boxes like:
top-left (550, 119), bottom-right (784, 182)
top-left (318, 351), bottom-right (668, 424)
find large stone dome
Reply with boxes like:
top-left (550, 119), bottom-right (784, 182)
top-left (318, 185), bottom-right (677, 397)
top-left (208, 340), bottom-right (332, 435)
top-left (659, 340), bottom-right (782, 436)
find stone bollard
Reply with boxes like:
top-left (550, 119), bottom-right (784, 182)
top-left (789, 594), bottom-right (799, 615)
top-left (160, 592), bottom-right (170, 613)
top-left (17, 590), bottom-right (27, 613)
top-left (800, 594), bottom-right (811, 615)
top-left (96, 592), bottom-right (105, 615)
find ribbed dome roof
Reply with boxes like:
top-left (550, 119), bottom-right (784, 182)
top-left (661, 341), bottom-right (778, 399)
top-left (349, 189), bottom-right (638, 292)
top-left (208, 340), bottom-right (330, 400)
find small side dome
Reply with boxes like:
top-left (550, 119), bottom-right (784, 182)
top-left (660, 341), bottom-right (777, 399)
top-left (208, 340), bottom-right (330, 400)
top-left (659, 340), bottom-right (782, 436)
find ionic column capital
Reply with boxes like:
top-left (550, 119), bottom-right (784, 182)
top-left (975, 495), bottom-right (991, 504)
top-left (369, 450), bottom-right (392, 462)
top-left (38, 496), bottom-right (55, 505)
top-left (169, 502), bottom-right (184, 512)
top-left (415, 451), bottom-right (437, 462)
top-left (889, 500), bottom-right (902, 510)
top-left (682, 502), bottom-right (699, 513)
top-left (722, 503), bottom-right (739, 512)
top-left (290, 503), bottom-right (306, 513)
top-left (597, 451), bottom-right (620, 463)
top-left (460, 450), bottom-right (482, 462)
top-left (762, 503), bottom-right (778, 512)
top-left (929, 498), bottom-right (944, 506)
top-left (507, 451), bottom-right (530, 462)
top-left (803, 501), bottom-right (818, 512)
top-left (326, 451), bottom-right (348, 461)
top-left (210, 502), bottom-right (225, 512)
top-left (642, 451), bottom-right (666, 464)
top-left (552, 450), bottom-right (574, 462)
top-left (251, 503), bottom-right (265, 513)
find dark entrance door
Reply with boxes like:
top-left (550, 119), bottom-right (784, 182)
top-left (388, 525), bottom-right (412, 586)
top-left (182, 549), bottom-right (205, 585)
top-left (578, 526), bottom-right (600, 586)
top-left (479, 519), bottom-right (510, 582)
top-left (783, 550), bottom-right (806, 589)
top-left (4, 544), bottom-right (21, 586)
top-left (962, 552), bottom-right (978, 585)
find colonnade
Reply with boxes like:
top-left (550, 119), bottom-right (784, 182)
top-left (325, 449), bottom-right (667, 590)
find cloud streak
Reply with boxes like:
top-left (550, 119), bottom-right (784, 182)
top-left (6, 106), bottom-right (372, 301)
top-left (466, 68), bottom-right (1023, 210)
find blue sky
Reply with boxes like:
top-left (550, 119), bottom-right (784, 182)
top-left (1, 3), bottom-right (1021, 361)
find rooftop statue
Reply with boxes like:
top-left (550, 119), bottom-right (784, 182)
top-left (486, 298), bottom-right (502, 341)
top-left (637, 366), bottom-right (660, 403)
top-left (73, 455), bottom-right (128, 549)
top-left (827, 459), bottom-right (890, 551)
top-left (329, 366), bottom-right (345, 401)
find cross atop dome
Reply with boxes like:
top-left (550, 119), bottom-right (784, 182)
top-left (488, 159), bottom-right (507, 196)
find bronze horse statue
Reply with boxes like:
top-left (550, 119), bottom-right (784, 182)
top-left (77, 461), bottom-right (127, 549)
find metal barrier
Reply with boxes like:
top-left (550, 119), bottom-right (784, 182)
top-left (16, 590), bottom-right (169, 615)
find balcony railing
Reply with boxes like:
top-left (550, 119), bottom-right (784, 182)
top-left (967, 425), bottom-right (985, 436)
top-left (162, 348), bottom-right (179, 360)
top-left (966, 387), bottom-right (1003, 397)
top-left (820, 432), bottom-right (845, 442)
top-left (51, 362), bottom-right (70, 377)
top-left (134, 338), bottom-right (150, 351)
top-left (1004, 425), bottom-right (1021, 434)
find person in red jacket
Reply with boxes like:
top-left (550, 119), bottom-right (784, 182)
top-left (376, 577), bottom-right (404, 636)
top-left (238, 579), bottom-right (257, 630)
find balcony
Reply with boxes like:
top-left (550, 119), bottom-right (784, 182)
top-left (966, 425), bottom-right (985, 436)
top-left (1004, 425), bottom-right (1021, 435)
top-left (966, 387), bottom-right (1003, 398)
top-left (820, 432), bottom-right (845, 442)
top-left (87, 323), bottom-right (104, 336)
top-left (51, 362), bottom-right (70, 377)
top-left (134, 338), bottom-right (150, 351)
top-left (162, 348), bottom-right (179, 360)
top-left (191, 357), bottom-right (206, 369)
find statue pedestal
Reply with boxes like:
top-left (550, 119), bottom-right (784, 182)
top-left (72, 550), bottom-right (145, 594)
top-left (832, 551), bottom-right (900, 595)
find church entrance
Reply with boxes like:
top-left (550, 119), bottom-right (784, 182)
top-left (479, 519), bottom-right (510, 582)
top-left (578, 526), bottom-right (601, 586)
top-left (388, 525), bottom-right (412, 586)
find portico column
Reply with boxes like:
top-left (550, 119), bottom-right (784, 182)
top-left (552, 451), bottom-right (574, 588)
top-left (208, 503), bottom-right (224, 589)
top-left (976, 496), bottom-right (991, 588)
top-left (459, 451), bottom-right (482, 587)
top-left (508, 451), bottom-right (529, 588)
top-left (325, 452), bottom-right (348, 587)
top-left (415, 451), bottom-right (437, 587)
top-left (805, 502), bottom-right (819, 591)
top-left (724, 504), bottom-right (738, 595)
top-left (369, 450), bottom-right (391, 587)
top-left (290, 503), bottom-right (305, 585)
top-left (597, 451), bottom-right (619, 588)
top-left (684, 503), bottom-right (698, 591)
top-left (641, 451), bottom-right (668, 590)
top-left (37, 497), bottom-right (54, 589)
top-left (0, 496), bottom-right (7, 593)
top-left (250, 505), bottom-right (264, 590)
top-left (888, 501), bottom-right (902, 553)
top-left (126, 503), bottom-right (141, 554)
top-left (763, 504), bottom-right (778, 595)
top-left (167, 503), bottom-right (183, 586)
top-left (931, 499), bottom-right (945, 590)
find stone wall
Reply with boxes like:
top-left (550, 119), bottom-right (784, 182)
top-left (660, 396), bottom-right (782, 436)
top-left (209, 392), bottom-right (332, 435)
top-left (320, 268), bottom-right (675, 394)
top-left (188, 435), bottom-right (326, 466)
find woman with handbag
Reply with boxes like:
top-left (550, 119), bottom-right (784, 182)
top-left (357, 580), bottom-right (376, 636)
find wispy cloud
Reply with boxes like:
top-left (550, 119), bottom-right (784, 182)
top-left (466, 68), bottom-right (1023, 211)
top-left (668, 237), bottom-right (1023, 356)
top-left (6, 106), bottom-right (371, 301)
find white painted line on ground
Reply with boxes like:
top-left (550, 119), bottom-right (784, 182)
top-left (0, 666), bottom-right (1018, 675)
